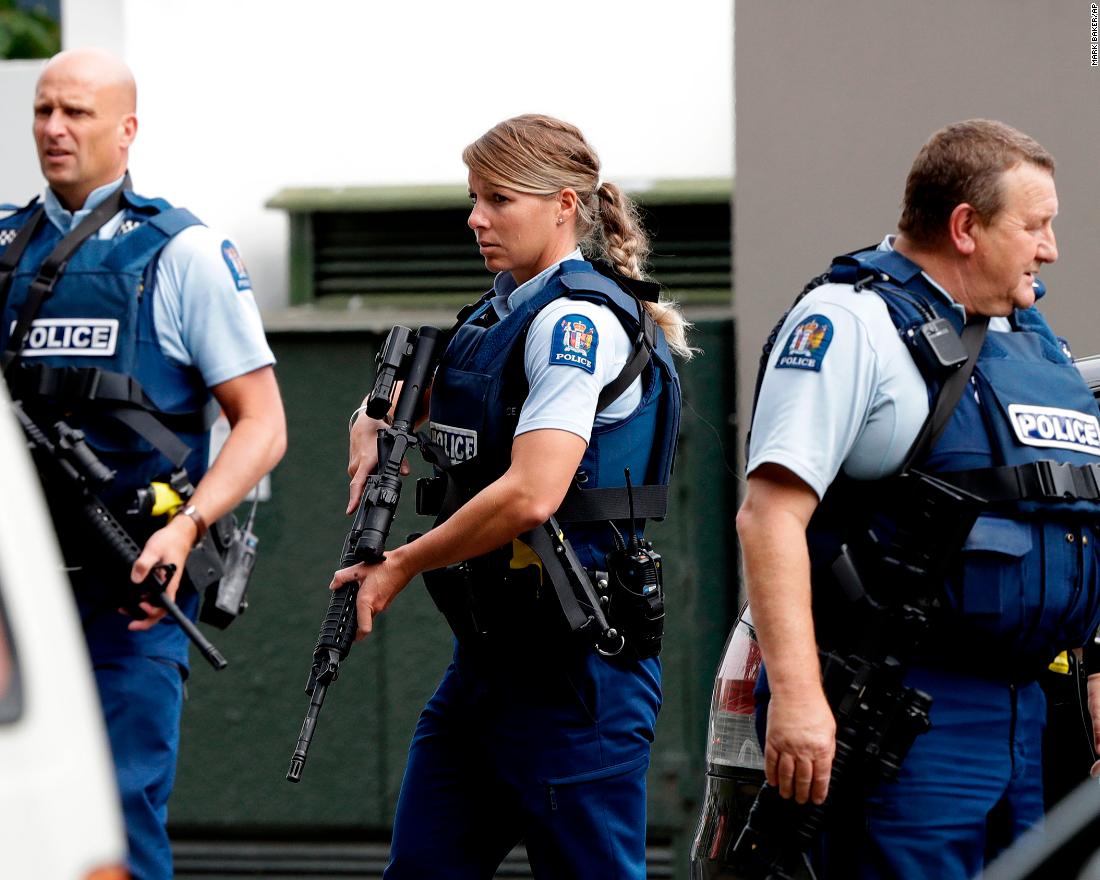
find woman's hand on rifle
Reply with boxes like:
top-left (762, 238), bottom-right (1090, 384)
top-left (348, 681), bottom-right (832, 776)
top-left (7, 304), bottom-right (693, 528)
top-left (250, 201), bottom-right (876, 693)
top-left (346, 382), bottom-right (429, 514)
top-left (329, 552), bottom-right (414, 641)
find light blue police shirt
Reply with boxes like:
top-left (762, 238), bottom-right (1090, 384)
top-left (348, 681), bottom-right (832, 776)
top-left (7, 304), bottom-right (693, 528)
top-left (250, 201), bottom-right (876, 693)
top-left (747, 235), bottom-right (1011, 499)
top-left (491, 249), bottom-right (642, 443)
top-left (42, 177), bottom-right (274, 389)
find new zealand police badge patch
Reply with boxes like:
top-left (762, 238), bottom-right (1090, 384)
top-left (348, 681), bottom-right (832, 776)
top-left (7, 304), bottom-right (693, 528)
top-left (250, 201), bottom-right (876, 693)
top-left (550, 313), bottom-right (598, 374)
top-left (221, 240), bottom-right (252, 291)
top-left (776, 314), bottom-right (834, 372)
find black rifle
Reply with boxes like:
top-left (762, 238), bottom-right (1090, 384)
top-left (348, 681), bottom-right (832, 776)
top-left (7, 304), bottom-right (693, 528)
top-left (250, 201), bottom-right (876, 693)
top-left (728, 471), bottom-right (984, 879)
top-left (13, 400), bottom-right (228, 670)
top-left (730, 643), bottom-right (932, 880)
top-left (286, 325), bottom-right (442, 783)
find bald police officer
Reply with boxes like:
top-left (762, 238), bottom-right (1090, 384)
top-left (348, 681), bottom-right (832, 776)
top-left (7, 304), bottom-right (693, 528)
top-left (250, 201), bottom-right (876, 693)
top-left (0, 48), bottom-right (286, 879)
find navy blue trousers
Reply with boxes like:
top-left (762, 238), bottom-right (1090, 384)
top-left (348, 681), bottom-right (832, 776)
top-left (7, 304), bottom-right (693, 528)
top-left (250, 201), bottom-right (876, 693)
top-left (94, 654), bottom-right (185, 880)
top-left (821, 667), bottom-right (1045, 879)
top-left (755, 665), bottom-right (1046, 879)
top-left (384, 643), bottom-right (661, 879)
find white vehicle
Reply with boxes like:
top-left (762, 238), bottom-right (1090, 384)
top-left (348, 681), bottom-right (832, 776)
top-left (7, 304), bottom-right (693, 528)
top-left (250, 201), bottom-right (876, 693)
top-left (0, 380), bottom-right (129, 879)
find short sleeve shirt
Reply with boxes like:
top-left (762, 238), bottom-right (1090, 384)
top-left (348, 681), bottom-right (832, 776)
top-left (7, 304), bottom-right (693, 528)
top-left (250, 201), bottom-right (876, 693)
top-left (746, 280), bottom-right (927, 499)
top-left (151, 226), bottom-right (274, 387)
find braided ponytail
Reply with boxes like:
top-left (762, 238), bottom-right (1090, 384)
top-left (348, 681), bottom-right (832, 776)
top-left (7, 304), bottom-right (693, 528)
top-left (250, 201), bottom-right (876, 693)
top-left (464, 114), bottom-right (695, 359)
top-left (595, 182), bottom-right (649, 281)
top-left (594, 182), bottom-right (694, 359)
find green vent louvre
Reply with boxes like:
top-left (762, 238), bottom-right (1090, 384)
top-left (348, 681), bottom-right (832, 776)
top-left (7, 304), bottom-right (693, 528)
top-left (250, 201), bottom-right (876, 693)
top-left (268, 180), bottom-right (731, 311)
top-left (314, 208), bottom-right (487, 303)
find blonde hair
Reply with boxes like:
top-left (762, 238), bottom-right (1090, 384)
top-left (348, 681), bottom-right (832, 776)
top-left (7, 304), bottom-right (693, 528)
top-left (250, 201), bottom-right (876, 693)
top-left (463, 114), bottom-right (694, 359)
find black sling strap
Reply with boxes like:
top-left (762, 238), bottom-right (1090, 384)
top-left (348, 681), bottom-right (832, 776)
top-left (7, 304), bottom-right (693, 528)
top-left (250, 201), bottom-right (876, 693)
top-left (521, 517), bottom-right (618, 650)
top-left (596, 304), bottom-right (655, 414)
top-left (3, 176), bottom-right (131, 374)
top-left (0, 204), bottom-right (46, 315)
top-left (901, 316), bottom-right (990, 472)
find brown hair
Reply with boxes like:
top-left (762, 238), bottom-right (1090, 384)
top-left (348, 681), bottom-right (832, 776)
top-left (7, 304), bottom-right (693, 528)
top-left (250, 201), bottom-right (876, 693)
top-left (463, 114), bottom-right (694, 358)
top-left (898, 119), bottom-right (1055, 247)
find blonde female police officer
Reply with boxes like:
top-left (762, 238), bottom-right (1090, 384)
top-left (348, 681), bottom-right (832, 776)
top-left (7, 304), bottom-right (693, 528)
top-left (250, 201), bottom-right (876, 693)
top-left (335, 115), bottom-right (689, 878)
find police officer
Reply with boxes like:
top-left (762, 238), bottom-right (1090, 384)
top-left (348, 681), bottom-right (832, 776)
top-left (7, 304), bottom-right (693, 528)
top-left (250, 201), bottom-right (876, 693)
top-left (0, 48), bottom-right (286, 880)
top-left (335, 114), bottom-right (689, 878)
top-left (740, 119), bottom-right (1100, 878)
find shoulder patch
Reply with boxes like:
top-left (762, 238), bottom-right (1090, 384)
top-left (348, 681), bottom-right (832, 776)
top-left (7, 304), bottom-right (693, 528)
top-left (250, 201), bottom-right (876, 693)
top-left (221, 239), bottom-right (252, 291)
top-left (549, 313), bottom-right (599, 373)
top-left (775, 314), bottom-right (834, 372)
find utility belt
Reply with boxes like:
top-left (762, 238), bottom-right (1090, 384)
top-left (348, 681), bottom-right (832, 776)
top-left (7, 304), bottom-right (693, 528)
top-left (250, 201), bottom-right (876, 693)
top-left (420, 538), bottom-right (664, 660)
top-left (417, 473), bottom-right (666, 659)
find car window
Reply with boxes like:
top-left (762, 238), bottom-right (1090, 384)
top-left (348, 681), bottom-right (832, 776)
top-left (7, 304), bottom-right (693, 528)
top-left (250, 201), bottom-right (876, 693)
top-left (0, 577), bottom-right (23, 724)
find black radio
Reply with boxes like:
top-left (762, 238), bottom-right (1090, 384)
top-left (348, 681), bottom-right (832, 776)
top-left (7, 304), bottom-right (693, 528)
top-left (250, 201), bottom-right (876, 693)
top-left (600, 468), bottom-right (665, 659)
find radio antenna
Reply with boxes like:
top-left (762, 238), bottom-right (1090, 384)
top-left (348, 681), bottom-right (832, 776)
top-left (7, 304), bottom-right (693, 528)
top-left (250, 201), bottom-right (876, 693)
top-left (624, 467), bottom-right (640, 550)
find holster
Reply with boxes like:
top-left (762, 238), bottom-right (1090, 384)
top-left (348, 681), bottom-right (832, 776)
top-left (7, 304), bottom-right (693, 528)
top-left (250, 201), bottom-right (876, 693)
top-left (422, 552), bottom-right (544, 648)
top-left (422, 563), bottom-right (478, 644)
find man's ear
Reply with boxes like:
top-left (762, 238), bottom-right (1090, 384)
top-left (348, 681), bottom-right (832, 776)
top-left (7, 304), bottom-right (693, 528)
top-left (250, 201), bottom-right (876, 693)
top-left (119, 113), bottom-right (138, 149)
top-left (948, 202), bottom-right (981, 256)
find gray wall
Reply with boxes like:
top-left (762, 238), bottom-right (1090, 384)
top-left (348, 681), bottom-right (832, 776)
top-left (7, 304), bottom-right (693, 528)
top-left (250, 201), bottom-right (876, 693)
top-left (0, 62), bottom-right (44, 205)
top-left (735, 0), bottom-right (1100, 462)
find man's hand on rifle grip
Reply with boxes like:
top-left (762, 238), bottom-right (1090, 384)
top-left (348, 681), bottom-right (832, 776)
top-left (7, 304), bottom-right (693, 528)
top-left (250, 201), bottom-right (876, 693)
top-left (126, 513), bottom-right (194, 630)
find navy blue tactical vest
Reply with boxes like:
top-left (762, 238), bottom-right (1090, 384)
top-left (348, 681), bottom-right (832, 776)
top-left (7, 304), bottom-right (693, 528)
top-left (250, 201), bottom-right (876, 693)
top-left (808, 247), bottom-right (1100, 674)
top-left (1, 192), bottom-right (210, 565)
top-left (428, 259), bottom-right (681, 571)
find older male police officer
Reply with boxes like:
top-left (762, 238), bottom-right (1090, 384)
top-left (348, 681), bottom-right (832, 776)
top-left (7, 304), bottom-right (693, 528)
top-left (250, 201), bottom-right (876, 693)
top-left (0, 48), bottom-right (286, 879)
top-left (740, 119), bottom-right (1100, 878)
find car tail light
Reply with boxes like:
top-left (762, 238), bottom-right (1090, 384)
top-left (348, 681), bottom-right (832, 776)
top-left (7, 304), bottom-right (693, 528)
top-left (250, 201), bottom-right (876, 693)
top-left (84, 865), bottom-right (129, 879)
top-left (704, 605), bottom-right (764, 771)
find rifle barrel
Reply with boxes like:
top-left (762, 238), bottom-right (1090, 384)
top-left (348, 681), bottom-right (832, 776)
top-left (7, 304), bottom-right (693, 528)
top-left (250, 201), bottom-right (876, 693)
top-left (286, 682), bottom-right (328, 783)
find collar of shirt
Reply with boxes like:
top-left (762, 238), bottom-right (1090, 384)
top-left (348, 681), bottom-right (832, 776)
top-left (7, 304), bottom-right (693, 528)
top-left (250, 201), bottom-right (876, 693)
top-left (489, 247), bottom-right (585, 320)
top-left (879, 234), bottom-right (1011, 332)
top-left (43, 175), bottom-right (127, 237)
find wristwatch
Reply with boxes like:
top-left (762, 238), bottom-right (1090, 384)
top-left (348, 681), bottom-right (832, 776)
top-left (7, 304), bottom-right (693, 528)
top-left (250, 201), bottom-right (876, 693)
top-left (180, 504), bottom-right (208, 540)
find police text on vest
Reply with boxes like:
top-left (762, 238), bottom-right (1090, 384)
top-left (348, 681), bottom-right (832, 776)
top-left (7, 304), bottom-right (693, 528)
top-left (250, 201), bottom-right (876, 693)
top-left (1008, 404), bottom-right (1100, 456)
top-left (12, 318), bottom-right (118, 357)
top-left (429, 422), bottom-right (478, 465)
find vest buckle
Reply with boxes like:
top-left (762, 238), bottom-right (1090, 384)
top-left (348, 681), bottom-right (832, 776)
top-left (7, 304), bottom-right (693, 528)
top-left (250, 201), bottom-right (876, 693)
top-left (68, 366), bottom-right (103, 402)
top-left (1034, 460), bottom-right (1098, 500)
